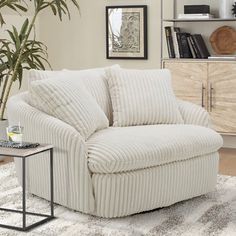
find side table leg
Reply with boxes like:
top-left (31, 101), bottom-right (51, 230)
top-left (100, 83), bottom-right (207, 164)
top-left (22, 158), bottom-right (26, 229)
top-left (50, 148), bottom-right (54, 217)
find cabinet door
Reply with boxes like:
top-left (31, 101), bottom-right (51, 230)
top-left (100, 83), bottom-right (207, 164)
top-left (208, 63), bottom-right (236, 134)
top-left (163, 61), bottom-right (208, 107)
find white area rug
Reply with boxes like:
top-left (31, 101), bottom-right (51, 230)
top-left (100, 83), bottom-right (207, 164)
top-left (0, 163), bottom-right (236, 236)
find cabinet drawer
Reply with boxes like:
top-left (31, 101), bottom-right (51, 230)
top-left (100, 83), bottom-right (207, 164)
top-left (208, 63), bottom-right (236, 133)
top-left (163, 61), bottom-right (207, 107)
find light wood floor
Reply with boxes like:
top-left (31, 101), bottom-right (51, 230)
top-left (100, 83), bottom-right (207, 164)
top-left (219, 148), bottom-right (236, 176)
top-left (0, 148), bottom-right (236, 175)
top-left (0, 157), bottom-right (13, 165)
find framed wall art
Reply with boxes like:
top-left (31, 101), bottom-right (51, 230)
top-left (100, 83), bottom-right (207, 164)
top-left (106, 5), bottom-right (148, 59)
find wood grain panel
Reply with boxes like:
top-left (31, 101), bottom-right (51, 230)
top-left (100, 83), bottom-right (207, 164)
top-left (208, 63), bottom-right (236, 133)
top-left (163, 61), bottom-right (208, 107)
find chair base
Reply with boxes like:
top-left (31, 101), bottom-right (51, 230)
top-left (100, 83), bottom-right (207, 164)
top-left (15, 152), bottom-right (219, 218)
top-left (92, 152), bottom-right (219, 218)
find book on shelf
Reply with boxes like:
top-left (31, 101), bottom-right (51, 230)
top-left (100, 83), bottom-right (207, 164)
top-left (192, 34), bottom-right (210, 59)
top-left (164, 27), bottom-right (210, 59)
top-left (164, 27), bottom-right (175, 58)
top-left (189, 35), bottom-right (201, 58)
top-left (178, 13), bottom-right (213, 19)
top-left (177, 33), bottom-right (192, 58)
top-left (184, 5), bottom-right (210, 14)
top-left (171, 27), bottom-right (181, 58)
top-left (208, 55), bottom-right (236, 60)
top-left (176, 32), bottom-right (184, 58)
top-left (187, 36), bottom-right (197, 58)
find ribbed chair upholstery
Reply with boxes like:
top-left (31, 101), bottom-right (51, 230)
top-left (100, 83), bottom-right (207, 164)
top-left (7, 91), bottom-right (223, 218)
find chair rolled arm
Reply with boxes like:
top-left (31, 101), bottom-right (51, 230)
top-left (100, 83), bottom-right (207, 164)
top-left (7, 92), bottom-right (95, 214)
top-left (178, 99), bottom-right (211, 128)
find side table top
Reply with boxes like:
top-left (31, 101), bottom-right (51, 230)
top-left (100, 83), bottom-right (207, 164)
top-left (0, 144), bottom-right (53, 158)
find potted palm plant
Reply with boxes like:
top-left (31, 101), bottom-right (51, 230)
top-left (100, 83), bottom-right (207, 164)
top-left (0, 0), bottom-right (79, 160)
top-left (0, 0), bottom-right (28, 148)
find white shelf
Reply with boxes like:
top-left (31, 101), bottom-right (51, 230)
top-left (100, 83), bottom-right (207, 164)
top-left (162, 58), bottom-right (236, 62)
top-left (163, 18), bottom-right (236, 22)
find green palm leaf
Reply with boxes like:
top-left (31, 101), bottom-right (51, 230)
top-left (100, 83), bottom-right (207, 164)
top-left (0, 0), bottom-right (27, 25)
top-left (0, 0), bottom-right (80, 119)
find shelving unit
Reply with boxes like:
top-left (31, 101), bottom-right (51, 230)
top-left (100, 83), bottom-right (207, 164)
top-left (161, 0), bottom-right (236, 135)
top-left (160, 0), bottom-right (236, 64)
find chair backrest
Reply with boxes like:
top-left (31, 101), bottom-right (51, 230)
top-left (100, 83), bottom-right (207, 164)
top-left (28, 66), bottom-right (120, 125)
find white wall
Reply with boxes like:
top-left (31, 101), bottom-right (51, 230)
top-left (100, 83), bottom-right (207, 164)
top-left (39, 0), bottom-right (161, 70)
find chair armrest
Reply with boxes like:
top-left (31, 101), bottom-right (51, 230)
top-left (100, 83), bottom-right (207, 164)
top-left (7, 93), bottom-right (95, 213)
top-left (178, 99), bottom-right (211, 128)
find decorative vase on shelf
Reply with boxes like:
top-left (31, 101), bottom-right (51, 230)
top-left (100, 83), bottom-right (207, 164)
top-left (219, 0), bottom-right (234, 18)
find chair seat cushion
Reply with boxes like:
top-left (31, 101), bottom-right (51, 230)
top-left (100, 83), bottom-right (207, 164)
top-left (87, 125), bottom-right (223, 174)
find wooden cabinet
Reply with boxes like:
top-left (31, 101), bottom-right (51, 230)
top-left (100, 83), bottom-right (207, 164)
top-left (163, 60), bottom-right (236, 134)
top-left (164, 62), bottom-right (208, 107)
top-left (208, 63), bottom-right (236, 134)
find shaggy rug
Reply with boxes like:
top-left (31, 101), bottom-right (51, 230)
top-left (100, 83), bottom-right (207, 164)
top-left (0, 163), bottom-right (236, 236)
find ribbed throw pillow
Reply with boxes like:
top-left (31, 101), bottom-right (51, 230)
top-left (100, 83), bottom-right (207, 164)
top-left (28, 65), bottom-right (120, 124)
top-left (62, 64), bottom-right (120, 124)
top-left (106, 68), bottom-right (184, 127)
top-left (30, 78), bottom-right (109, 139)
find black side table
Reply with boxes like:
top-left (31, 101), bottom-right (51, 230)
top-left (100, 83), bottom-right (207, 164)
top-left (0, 144), bottom-right (54, 231)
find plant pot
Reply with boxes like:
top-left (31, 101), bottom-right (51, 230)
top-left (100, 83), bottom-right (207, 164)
top-left (0, 119), bottom-right (8, 162)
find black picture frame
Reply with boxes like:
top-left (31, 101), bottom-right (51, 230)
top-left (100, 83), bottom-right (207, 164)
top-left (106, 5), bottom-right (148, 60)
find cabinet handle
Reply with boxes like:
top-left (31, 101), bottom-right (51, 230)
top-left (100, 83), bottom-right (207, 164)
top-left (209, 83), bottom-right (214, 111)
top-left (201, 83), bottom-right (205, 108)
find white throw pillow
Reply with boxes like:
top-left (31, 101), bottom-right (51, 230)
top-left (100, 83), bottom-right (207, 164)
top-left (106, 68), bottom-right (184, 127)
top-left (28, 65), bottom-right (120, 124)
top-left (28, 69), bottom-right (62, 88)
top-left (62, 64), bottom-right (120, 124)
top-left (30, 77), bottom-right (109, 140)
